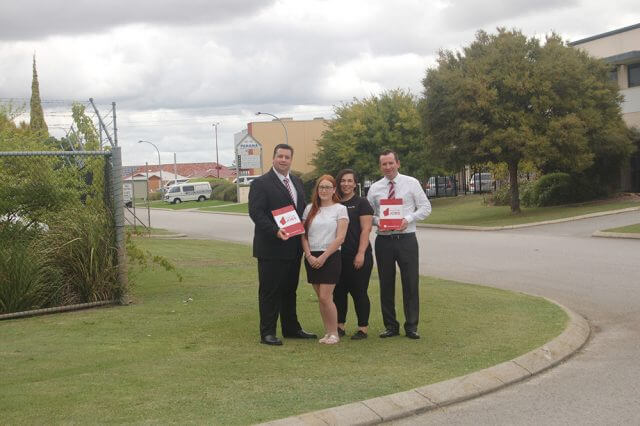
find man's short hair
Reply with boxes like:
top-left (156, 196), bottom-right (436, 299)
top-left (273, 143), bottom-right (294, 158)
top-left (379, 149), bottom-right (398, 162)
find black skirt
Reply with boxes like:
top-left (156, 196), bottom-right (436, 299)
top-left (304, 250), bottom-right (342, 284)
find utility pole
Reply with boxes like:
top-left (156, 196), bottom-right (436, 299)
top-left (213, 122), bottom-right (220, 178)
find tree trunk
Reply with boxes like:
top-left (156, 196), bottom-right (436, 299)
top-left (509, 160), bottom-right (520, 214)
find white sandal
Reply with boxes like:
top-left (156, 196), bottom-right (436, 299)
top-left (320, 334), bottom-right (339, 345)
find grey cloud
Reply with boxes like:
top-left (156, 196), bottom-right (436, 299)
top-left (0, 0), bottom-right (274, 40)
top-left (441, 0), bottom-right (579, 31)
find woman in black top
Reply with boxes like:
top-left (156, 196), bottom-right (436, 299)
top-left (334, 169), bottom-right (374, 340)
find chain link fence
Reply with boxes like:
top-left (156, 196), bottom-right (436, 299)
top-left (0, 148), bottom-right (126, 317)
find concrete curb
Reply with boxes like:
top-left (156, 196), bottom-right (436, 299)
top-left (146, 233), bottom-right (188, 239)
top-left (592, 230), bottom-right (640, 240)
top-left (260, 301), bottom-right (589, 426)
top-left (417, 207), bottom-right (640, 231)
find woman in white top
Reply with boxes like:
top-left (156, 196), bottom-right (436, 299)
top-left (301, 175), bottom-right (349, 345)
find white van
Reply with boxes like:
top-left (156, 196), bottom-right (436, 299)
top-left (163, 182), bottom-right (212, 204)
top-left (233, 175), bottom-right (260, 185)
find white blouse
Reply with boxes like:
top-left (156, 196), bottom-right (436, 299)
top-left (302, 203), bottom-right (349, 251)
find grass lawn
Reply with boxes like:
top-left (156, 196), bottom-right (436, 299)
top-left (135, 199), bottom-right (231, 210)
top-left (199, 202), bottom-right (249, 213)
top-left (0, 237), bottom-right (567, 424)
top-left (424, 194), bottom-right (640, 227)
top-left (603, 223), bottom-right (640, 233)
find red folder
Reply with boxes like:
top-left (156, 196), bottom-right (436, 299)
top-left (379, 198), bottom-right (403, 231)
top-left (272, 205), bottom-right (305, 236)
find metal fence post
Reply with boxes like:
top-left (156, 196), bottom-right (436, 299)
top-left (110, 147), bottom-right (129, 303)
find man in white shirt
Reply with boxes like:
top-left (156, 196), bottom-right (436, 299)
top-left (367, 149), bottom-right (431, 339)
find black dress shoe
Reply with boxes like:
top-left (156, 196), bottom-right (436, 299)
top-left (260, 335), bottom-right (283, 346)
top-left (379, 329), bottom-right (400, 338)
top-left (406, 331), bottom-right (420, 340)
top-left (283, 329), bottom-right (317, 339)
top-left (351, 330), bottom-right (368, 340)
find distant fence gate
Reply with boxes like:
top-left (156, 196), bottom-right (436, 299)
top-left (0, 148), bottom-right (127, 318)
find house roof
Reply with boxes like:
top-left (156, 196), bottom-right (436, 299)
top-left (129, 162), bottom-right (236, 179)
top-left (124, 171), bottom-right (190, 181)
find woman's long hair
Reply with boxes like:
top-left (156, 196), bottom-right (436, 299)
top-left (335, 168), bottom-right (358, 200)
top-left (304, 175), bottom-right (340, 232)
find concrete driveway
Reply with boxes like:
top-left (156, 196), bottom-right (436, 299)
top-left (136, 208), bottom-right (640, 425)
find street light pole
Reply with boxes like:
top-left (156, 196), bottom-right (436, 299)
top-left (255, 111), bottom-right (288, 145)
top-left (213, 122), bottom-right (220, 178)
top-left (138, 140), bottom-right (163, 192)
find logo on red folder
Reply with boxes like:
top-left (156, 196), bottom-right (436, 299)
top-left (271, 205), bottom-right (305, 237)
top-left (379, 198), bottom-right (403, 230)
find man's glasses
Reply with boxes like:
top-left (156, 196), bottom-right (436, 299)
top-left (318, 186), bottom-right (334, 191)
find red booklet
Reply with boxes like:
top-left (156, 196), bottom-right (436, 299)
top-left (271, 205), bottom-right (305, 237)
top-left (379, 198), bottom-right (404, 231)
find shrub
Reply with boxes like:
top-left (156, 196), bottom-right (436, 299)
top-left (212, 183), bottom-right (230, 200)
top-left (489, 184), bottom-right (511, 206)
top-left (520, 181), bottom-right (537, 207)
top-left (193, 177), bottom-right (229, 190)
top-left (0, 223), bottom-right (62, 314)
top-left (300, 170), bottom-right (319, 203)
top-left (523, 173), bottom-right (604, 207)
top-left (41, 208), bottom-right (120, 304)
top-left (222, 184), bottom-right (237, 202)
top-left (488, 181), bottom-right (535, 206)
top-left (148, 191), bottom-right (163, 201)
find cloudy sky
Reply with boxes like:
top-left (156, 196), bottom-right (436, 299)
top-left (1, 0), bottom-right (639, 166)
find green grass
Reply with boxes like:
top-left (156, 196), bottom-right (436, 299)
top-left (168, 195), bottom-right (639, 226)
top-left (135, 199), bottom-right (230, 210)
top-left (424, 194), bottom-right (640, 227)
top-left (199, 202), bottom-right (249, 213)
top-left (0, 237), bottom-right (567, 424)
top-left (603, 223), bottom-right (640, 233)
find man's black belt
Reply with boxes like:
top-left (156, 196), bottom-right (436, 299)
top-left (376, 233), bottom-right (414, 240)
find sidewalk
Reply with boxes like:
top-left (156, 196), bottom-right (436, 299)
top-left (262, 301), bottom-right (589, 425)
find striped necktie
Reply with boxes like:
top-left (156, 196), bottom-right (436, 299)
top-left (388, 180), bottom-right (396, 199)
top-left (283, 178), bottom-right (296, 207)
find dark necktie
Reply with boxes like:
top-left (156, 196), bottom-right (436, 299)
top-left (283, 177), bottom-right (296, 207)
top-left (388, 180), bottom-right (396, 199)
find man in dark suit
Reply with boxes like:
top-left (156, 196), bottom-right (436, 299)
top-left (248, 144), bottom-right (317, 345)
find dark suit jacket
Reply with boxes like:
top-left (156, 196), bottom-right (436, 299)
top-left (248, 169), bottom-right (306, 260)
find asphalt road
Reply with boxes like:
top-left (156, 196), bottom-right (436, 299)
top-left (135, 208), bottom-right (640, 425)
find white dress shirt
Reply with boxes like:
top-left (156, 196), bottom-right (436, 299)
top-left (367, 173), bottom-right (431, 235)
top-left (273, 168), bottom-right (297, 206)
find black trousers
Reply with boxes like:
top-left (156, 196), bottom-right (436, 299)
top-left (374, 233), bottom-right (420, 333)
top-left (334, 251), bottom-right (373, 327)
top-left (257, 257), bottom-right (303, 338)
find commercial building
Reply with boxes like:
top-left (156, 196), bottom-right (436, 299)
top-left (571, 23), bottom-right (640, 191)
top-left (234, 117), bottom-right (329, 175)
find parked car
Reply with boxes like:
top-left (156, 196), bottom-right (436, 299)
top-left (425, 176), bottom-right (456, 197)
top-left (469, 173), bottom-right (494, 193)
top-left (163, 182), bottom-right (212, 204)
top-left (233, 175), bottom-right (259, 185)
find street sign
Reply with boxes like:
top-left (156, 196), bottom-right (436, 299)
top-left (237, 140), bottom-right (261, 169)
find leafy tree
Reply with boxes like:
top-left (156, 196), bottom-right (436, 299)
top-left (313, 89), bottom-right (429, 182)
top-left (421, 29), bottom-right (634, 212)
top-left (29, 55), bottom-right (48, 135)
